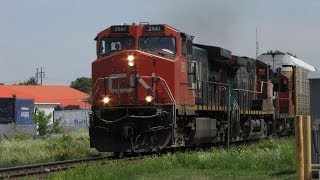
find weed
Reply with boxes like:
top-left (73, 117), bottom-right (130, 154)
top-left (52, 138), bottom-right (296, 179)
top-left (0, 130), bottom-right (106, 168)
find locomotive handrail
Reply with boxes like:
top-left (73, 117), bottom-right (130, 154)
top-left (234, 81), bottom-right (268, 94)
top-left (139, 76), bottom-right (176, 104)
top-left (159, 77), bottom-right (176, 104)
top-left (91, 77), bottom-right (109, 101)
top-left (91, 76), bottom-right (131, 103)
top-left (139, 75), bottom-right (177, 139)
top-left (196, 79), bottom-right (233, 86)
top-left (129, 113), bottom-right (161, 119)
top-left (194, 80), bottom-right (268, 101)
top-left (96, 112), bottom-right (162, 124)
top-left (91, 77), bottom-right (105, 103)
top-left (92, 76), bottom-right (176, 105)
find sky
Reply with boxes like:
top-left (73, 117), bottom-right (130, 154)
top-left (0, 0), bottom-right (319, 85)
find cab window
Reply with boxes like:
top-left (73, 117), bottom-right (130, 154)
top-left (139, 36), bottom-right (176, 59)
top-left (100, 37), bottom-right (134, 55)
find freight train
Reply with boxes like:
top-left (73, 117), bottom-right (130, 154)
top-left (89, 23), bottom-right (315, 154)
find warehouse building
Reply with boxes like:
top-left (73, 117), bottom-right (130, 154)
top-left (0, 85), bottom-right (90, 137)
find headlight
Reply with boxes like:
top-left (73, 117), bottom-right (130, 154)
top-left (128, 61), bottom-right (135, 67)
top-left (127, 55), bottom-right (135, 67)
top-left (103, 96), bottom-right (110, 104)
top-left (127, 55), bottom-right (135, 61)
top-left (145, 95), bottom-right (153, 103)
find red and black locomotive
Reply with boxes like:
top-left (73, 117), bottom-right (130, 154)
top-left (89, 23), bottom-right (310, 154)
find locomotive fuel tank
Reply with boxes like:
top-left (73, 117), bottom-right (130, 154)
top-left (192, 117), bottom-right (217, 144)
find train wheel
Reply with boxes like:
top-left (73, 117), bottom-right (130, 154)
top-left (132, 129), bottom-right (172, 152)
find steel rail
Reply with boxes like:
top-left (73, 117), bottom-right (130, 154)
top-left (0, 155), bottom-right (146, 178)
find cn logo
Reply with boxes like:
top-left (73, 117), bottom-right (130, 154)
top-left (108, 73), bottom-right (135, 93)
top-left (107, 73), bottom-right (151, 94)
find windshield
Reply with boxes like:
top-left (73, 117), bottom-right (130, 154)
top-left (100, 37), bottom-right (134, 55)
top-left (139, 36), bottom-right (176, 59)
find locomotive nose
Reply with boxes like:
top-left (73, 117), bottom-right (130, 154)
top-left (92, 50), bottom-right (174, 106)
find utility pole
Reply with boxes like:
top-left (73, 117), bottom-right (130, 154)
top-left (35, 67), bottom-right (45, 85)
top-left (35, 68), bottom-right (39, 84)
top-left (256, 27), bottom-right (259, 58)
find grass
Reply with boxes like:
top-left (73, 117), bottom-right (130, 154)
top-left (0, 130), bottom-right (107, 168)
top-left (51, 138), bottom-right (296, 180)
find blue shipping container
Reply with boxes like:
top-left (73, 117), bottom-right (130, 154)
top-left (0, 98), bottom-right (34, 125)
top-left (15, 98), bottom-right (34, 125)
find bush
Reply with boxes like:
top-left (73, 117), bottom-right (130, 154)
top-left (33, 110), bottom-right (51, 136)
top-left (12, 130), bottom-right (33, 140)
top-left (50, 118), bottom-right (63, 134)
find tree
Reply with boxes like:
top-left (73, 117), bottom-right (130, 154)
top-left (70, 77), bottom-right (92, 94)
top-left (33, 110), bottom-right (52, 136)
top-left (51, 117), bottom-right (63, 134)
top-left (33, 110), bottom-right (62, 136)
top-left (18, 77), bottom-right (38, 85)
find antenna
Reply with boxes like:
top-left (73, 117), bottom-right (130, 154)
top-left (256, 27), bottom-right (259, 58)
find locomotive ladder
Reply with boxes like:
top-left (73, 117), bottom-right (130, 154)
top-left (226, 87), bottom-right (240, 147)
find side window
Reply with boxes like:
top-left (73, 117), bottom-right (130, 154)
top-left (181, 34), bottom-right (193, 56)
top-left (100, 39), bottom-right (107, 54)
top-left (96, 41), bottom-right (99, 56)
top-left (181, 36), bottom-right (187, 55)
top-left (280, 78), bottom-right (288, 92)
top-left (258, 69), bottom-right (265, 75)
top-left (187, 62), bottom-right (196, 87)
top-left (187, 39), bottom-right (193, 55)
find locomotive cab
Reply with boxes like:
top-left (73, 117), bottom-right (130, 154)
top-left (273, 66), bottom-right (295, 135)
top-left (91, 24), bottom-right (194, 106)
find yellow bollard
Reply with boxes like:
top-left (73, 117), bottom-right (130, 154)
top-left (295, 115), bottom-right (304, 180)
top-left (303, 116), bottom-right (311, 180)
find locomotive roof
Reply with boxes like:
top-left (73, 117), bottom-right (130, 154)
top-left (193, 44), bottom-right (231, 59)
top-left (95, 24), bottom-right (181, 40)
top-left (257, 54), bottom-right (316, 72)
top-left (308, 71), bottom-right (320, 79)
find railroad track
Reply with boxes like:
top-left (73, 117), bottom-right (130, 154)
top-left (0, 138), bottom-right (276, 179)
top-left (0, 155), bottom-right (146, 179)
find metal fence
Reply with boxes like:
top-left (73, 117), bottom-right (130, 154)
top-left (53, 109), bottom-right (90, 132)
top-left (0, 124), bottom-right (37, 138)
